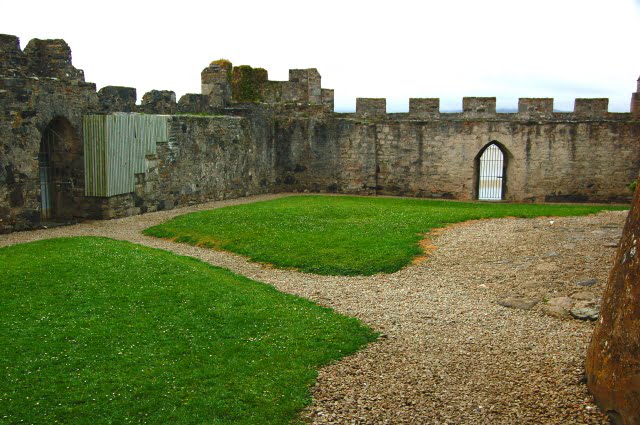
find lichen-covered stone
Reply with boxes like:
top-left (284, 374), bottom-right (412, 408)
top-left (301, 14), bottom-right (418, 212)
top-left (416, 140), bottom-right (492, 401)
top-left (231, 65), bottom-right (268, 103)
top-left (586, 181), bottom-right (640, 424)
top-left (98, 86), bottom-right (137, 113)
top-left (23, 38), bottom-right (84, 81)
top-left (177, 94), bottom-right (211, 114)
top-left (140, 90), bottom-right (177, 114)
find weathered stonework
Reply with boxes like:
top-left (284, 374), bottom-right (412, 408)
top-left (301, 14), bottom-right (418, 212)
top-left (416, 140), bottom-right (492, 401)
top-left (201, 59), bottom-right (232, 108)
top-left (86, 112), bottom-right (276, 219)
top-left (177, 93), bottom-right (210, 114)
top-left (140, 90), bottom-right (177, 115)
top-left (1, 33), bottom-right (639, 234)
top-left (586, 178), bottom-right (640, 424)
top-left (518, 98), bottom-right (554, 118)
top-left (356, 98), bottom-right (386, 117)
top-left (409, 98), bottom-right (440, 117)
top-left (274, 114), bottom-right (639, 202)
top-left (631, 78), bottom-right (640, 119)
top-left (97, 86), bottom-right (137, 113)
top-left (0, 35), bottom-right (99, 232)
top-left (463, 97), bottom-right (496, 117)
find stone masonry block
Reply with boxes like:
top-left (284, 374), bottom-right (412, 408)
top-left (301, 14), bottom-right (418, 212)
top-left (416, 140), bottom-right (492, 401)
top-left (518, 98), bottom-right (553, 116)
top-left (140, 90), bottom-right (177, 114)
top-left (98, 86), bottom-right (137, 113)
top-left (463, 97), bottom-right (496, 115)
top-left (574, 98), bottom-right (609, 117)
top-left (409, 98), bottom-right (440, 116)
top-left (356, 98), bottom-right (386, 116)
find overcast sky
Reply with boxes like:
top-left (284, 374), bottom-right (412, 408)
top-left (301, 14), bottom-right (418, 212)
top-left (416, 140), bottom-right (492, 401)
top-left (3, 0), bottom-right (639, 112)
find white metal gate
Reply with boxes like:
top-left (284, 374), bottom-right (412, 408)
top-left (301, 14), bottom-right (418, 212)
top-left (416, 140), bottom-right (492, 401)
top-left (478, 143), bottom-right (505, 201)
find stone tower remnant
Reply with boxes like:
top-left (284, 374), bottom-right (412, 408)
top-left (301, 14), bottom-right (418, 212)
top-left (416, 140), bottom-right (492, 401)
top-left (631, 76), bottom-right (640, 118)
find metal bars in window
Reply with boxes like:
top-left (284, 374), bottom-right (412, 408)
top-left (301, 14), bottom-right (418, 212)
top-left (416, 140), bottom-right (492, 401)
top-left (478, 143), bottom-right (504, 201)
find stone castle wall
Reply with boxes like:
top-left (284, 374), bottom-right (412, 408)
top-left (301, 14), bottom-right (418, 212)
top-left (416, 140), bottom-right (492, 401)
top-left (88, 111), bottom-right (278, 219)
top-left (0, 35), bottom-right (101, 231)
top-left (1, 33), bottom-right (639, 233)
top-left (275, 112), bottom-right (639, 202)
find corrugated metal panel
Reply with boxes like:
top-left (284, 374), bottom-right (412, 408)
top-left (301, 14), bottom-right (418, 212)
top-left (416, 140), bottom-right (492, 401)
top-left (83, 115), bottom-right (108, 197)
top-left (83, 113), bottom-right (169, 197)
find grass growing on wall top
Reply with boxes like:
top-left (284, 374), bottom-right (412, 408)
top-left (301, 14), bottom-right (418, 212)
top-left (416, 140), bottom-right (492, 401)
top-left (144, 195), bottom-right (628, 276)
top-left (0, 237), bottom-right (376, 424)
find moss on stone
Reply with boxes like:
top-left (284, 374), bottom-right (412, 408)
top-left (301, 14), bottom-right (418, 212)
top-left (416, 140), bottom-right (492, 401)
top-left (231, 66), bottom-right (268, 103)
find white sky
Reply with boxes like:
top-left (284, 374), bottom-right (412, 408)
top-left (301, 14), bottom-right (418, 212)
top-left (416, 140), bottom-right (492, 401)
top-left (3, 0), bottom-right (639, 112)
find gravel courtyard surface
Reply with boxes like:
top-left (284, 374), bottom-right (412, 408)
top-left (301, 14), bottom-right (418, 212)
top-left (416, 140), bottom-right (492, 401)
top-left (0, 194), bottom-right (626, 424)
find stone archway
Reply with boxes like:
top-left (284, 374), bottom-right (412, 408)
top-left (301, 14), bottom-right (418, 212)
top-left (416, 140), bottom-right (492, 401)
top-left (38, 117), bottom-right (83, 222)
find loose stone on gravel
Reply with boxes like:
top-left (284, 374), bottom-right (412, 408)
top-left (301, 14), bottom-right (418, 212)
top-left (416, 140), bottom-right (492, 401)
top-left (577, 278), bottom-right (598, 287)
top-left (497, 297), bottom-right (539, 310)
top-left (571, 307), bottom-right (599, 321)
top-left (542, 304), bottom-right (572, 319)
top-left (571, 291), bottom-right (597, 301)
top-left (546, 296), bottom-right (574, 309)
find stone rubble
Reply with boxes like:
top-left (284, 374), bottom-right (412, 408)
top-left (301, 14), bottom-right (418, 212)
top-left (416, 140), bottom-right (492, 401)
top-left (0, 194), bottom-right (626, 424)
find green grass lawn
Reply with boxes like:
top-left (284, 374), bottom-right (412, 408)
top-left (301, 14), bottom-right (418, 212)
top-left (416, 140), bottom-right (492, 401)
top-left (0, 237), bottom-right (377, 424)
top-left (144, 195), bottom-right (628, 276)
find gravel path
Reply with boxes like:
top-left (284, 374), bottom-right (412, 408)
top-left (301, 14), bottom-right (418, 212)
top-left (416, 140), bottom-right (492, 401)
top-left (0, 194), bottom-right (626, 424)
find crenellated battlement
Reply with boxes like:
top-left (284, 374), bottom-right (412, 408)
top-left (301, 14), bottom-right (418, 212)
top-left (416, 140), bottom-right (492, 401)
top-left (518, 98), bottom-right (554, 117)
top-left (1, 33), bottom-right (639, 234)
top-left (342, 97), bottom-right (630, 121)
top-left (409, 98), bottom-right (440, 117)
top-left (463, 97), bottom-right (496, 116)
top-left (2, 33), bottom-right (635, 121)
top-left (356, 98), bottom-right (386, 117)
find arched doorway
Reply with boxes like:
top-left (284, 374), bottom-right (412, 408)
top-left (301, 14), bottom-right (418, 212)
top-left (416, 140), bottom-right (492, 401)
top-left (476, 142), bottom-right (506, 201)
top-left (38, 117), bottom-right (82, 222)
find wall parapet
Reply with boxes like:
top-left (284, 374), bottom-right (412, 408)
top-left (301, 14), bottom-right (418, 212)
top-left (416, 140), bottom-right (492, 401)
top-left (574, 98), bottom-right (609, 117)
top-left (409, 98), bottom-right (440, 117)
top-left (98, 86), bottom-right (137, 113)
top-left (356, 98), bottom-right (386, 117)
top-left (463, 97), bottom-right (496, 117)
top-left (518, 98), bottom-right (554, 117)
top-left (140, 90), bottom-right (177, 115)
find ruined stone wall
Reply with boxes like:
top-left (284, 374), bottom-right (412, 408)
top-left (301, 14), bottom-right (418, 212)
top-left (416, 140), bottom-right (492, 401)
top-left (1, 33), bottom-right (639, 234)
top-left (275, 109), bottom-right (640, 203)
top-left (85, 111), bottom-right (277, 220)
top-left (0, 35), bottom-right (100, 232)
top-left (0, 35), bottom-right (280, 233)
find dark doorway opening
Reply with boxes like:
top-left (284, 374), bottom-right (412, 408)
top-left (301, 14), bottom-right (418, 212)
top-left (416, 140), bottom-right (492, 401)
top-left (38, 117), bottom-right (83, 223)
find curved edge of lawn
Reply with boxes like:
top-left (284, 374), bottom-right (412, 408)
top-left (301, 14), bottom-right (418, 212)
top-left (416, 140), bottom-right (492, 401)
top-left (0, 236), bottom-right (378, 425)
top-left (142, 195), bottom-right (629, 276)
